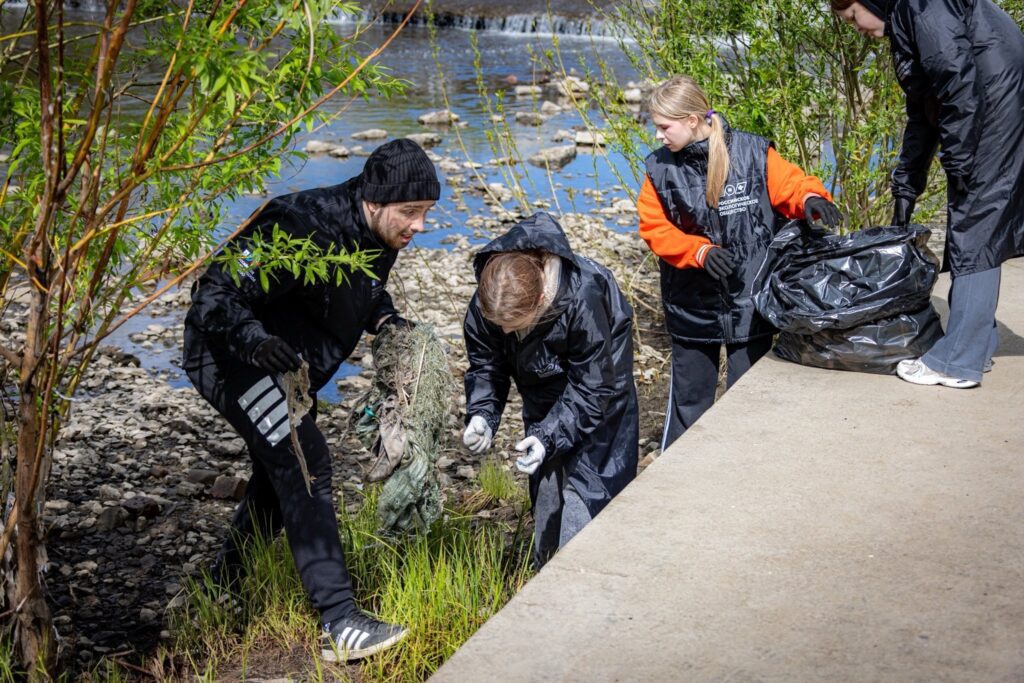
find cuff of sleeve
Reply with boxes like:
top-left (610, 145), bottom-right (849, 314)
top-left (231, 321), bottom-right (271, 363)
top-left (695, 244), bottom-right (714, 268)
top-left (526, 426), bottom-right (555, 457)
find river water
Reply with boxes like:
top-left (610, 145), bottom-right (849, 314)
top-left (3, 5), bottom-right (651, 399)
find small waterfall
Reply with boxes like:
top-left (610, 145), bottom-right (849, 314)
top-left (327, 8), bottom-right (620, 39)
top-left (3, 0), bottom-right (623, 39)
top-left (2, 0), bottom-right (109, 11)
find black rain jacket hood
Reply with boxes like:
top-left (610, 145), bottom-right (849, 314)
top-left (888, 0), bottom-right (1024, 275)
top-left (463, 212), bottom-right (638, 517)
top-left (184, 176), bottom-right (399, 393)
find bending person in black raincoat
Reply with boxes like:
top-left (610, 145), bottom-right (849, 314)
top-left (462, 212), bottom-right (639, 568)
top-left (833, 0), bottom-right (1024, 388)
top-left (184, 139), bottom-right (439, 663)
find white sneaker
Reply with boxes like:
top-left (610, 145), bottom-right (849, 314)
top-left (896, 359), bottom-right (979, 389)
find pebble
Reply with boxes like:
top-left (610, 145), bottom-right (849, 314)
top-left (351, 128), bottom-right (387, 140)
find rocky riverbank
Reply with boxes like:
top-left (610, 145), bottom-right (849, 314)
top-left (9, 211), bottom-right (670, 671)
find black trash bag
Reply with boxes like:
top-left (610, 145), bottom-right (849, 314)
top-left (753, 222), bottom-right (940, 335)
top-left (773, 304), bottom-right (944, 374)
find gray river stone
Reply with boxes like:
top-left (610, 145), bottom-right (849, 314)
top-left (528, 145), bottom-right (577, 170)
top-left (351, 128), bottom-right (388, 140)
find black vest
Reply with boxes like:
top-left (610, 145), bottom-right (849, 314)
top-left (645, 125), bottom-right (779, 343)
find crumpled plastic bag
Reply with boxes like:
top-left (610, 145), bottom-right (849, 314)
top-left (773, 304), bottom-right (944, 374)
top-left (753, 222), bottom-right (940, 335)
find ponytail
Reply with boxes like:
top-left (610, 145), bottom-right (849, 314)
top-left (705, 112), bottom-right (729, 209)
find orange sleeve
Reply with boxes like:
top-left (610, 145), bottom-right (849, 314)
top-left (766, 146), bottom-right (833, 219)
top-left (637, 176), bottom-right (714, 269)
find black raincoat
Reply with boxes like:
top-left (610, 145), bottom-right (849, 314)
top-left (887, 0), bottom-right (1024, 275)
top-left (183, 176), bottom-right (399, 393)
top-left (463, 213), bottom-right (639, 517)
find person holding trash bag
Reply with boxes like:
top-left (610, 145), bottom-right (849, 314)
top-left (462, 212), bottom-right (639, 568)
top-left (638, 75), bottom-right (842, 449)
top-left (183, 139), bottom-right (439, 663)
top-left (832, 0), bottom-right (1024, 388)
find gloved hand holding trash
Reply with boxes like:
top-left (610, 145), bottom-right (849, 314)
top-left (804, 195), bottom-right (843, 232)
top-left (462, 415), bottom-right (492, 454)
top-left (251, 336), bottom-right (302, 373)
top-left (514, 435), bottom-right (546, 475)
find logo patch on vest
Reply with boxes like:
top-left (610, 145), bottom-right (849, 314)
top-left (236, 248), bottom-right (257, 283)
top-left (718, 182), bottom-right (758, 217)
top-left (535, 360), bottom-right (563, 378)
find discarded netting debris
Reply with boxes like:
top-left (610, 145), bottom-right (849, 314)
top-left (351, 324), bottom-right (453, 533)
top-left (282, 362), bottom-right (314, 494)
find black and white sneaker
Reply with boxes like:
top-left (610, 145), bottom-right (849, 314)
top-left (322, 612), bottom-right (408, 662)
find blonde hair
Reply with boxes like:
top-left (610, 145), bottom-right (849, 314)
top-left (648, 75), bottom-right (730, 209)
top-left (478, 251), bottom-right (545, 331)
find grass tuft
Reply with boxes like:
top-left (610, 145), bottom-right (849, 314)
top-left (476, 459), bottom-right (528, 507)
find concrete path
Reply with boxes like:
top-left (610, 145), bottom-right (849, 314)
top-left (432, 260), bottom-right (1024, 682)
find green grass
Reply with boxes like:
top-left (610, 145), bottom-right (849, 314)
top-left (476, 458), bottom-right (528, 507)
top-left (149, 486), bottom-right (532, 681)
top-left (0, 636), bottom-right (14, 683)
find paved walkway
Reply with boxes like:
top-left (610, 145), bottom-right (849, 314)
top-left (432, 260), bottom-right (1024, 682)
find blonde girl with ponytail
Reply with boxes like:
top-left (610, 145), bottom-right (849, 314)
top-left (638, 75), bottom-right (842, 449)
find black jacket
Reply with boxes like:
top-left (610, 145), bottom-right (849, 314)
top-left (463, 213), bottom-right (638, 516)
top-left (183, 176), bottom-right (399, 393)
top-left (888, 0), bottom-right (1024, 275)
top-left (645, 120), bottom-right (779, 343)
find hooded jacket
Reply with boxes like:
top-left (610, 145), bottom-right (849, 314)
top-left (463, 213), bottom-right (639, 516)
top-left (644, 119), bottom-right (779, 343)
top-left (887, 0), bottom-right (1024, 275)
top-left (183, 176), bottom-right (399, 393)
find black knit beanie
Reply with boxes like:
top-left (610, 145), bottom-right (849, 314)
top-left (858, 0), bottom-right (890, 20)
top-left (361, 139), bottom-right (441, 204)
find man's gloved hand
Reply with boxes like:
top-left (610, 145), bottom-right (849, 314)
top-left (702, 247), bottom-right (734, 283)
top-left (462, 415), bottom-right (493, 454)
top-left (514, 435), bottom-right (546, 475)
top-left (251, 336), bottom-right (301, 374)
top-left (379, 314), bottom-right (415, 331)
top-left (892, 196), bottom-right (916, 227)
top-left (804, 196), bottom-right (843, 232)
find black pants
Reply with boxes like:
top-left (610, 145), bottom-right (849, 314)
top-left (187, 361), bottom-right (356, 625)
top-left (661, 336), bottom-right (772, 450)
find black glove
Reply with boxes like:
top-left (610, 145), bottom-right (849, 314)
top-left (804, 196), bottom-right (842, 232)
top-left (703, 247), bottom-right (735, 283)
top-left (892, 196), bottom-right (915, 227)
top-left (380, 314), bottom-right (415, 331)
top-left (251, 336), bottom-right (301, 374)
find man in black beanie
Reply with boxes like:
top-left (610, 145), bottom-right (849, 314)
top-left (183, 138), bottom-right (440, 662)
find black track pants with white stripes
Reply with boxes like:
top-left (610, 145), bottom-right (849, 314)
top-left (187, 360), bottom-right (356, 625)
top-left (660, 336), bottom-right (772, 451)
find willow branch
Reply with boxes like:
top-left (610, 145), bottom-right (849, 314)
top-left (159, 0), bottom-right (423, 173)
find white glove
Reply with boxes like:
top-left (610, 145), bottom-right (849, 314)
top-left (462, 415), bottom-right (493, 454)
top-left (514, 436), bottom-right (546, 475)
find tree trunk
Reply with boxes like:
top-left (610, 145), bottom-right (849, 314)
top-left (14, 283), bottom-right (55, 677)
